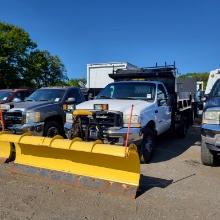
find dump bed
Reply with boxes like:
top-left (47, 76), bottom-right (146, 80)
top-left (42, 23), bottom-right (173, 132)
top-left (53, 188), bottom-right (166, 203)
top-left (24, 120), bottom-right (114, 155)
top-left (109, 65), bottom-right (176, 95)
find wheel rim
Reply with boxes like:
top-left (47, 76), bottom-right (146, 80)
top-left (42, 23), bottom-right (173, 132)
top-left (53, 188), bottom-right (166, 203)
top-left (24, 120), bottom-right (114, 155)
top-left (47, 126), bottom-right (59, 137)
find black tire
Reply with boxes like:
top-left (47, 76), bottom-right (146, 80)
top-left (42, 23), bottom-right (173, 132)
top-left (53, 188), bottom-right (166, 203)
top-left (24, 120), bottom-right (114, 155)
top-left (43, 121), bottom-right (63, 137)
top-left (201, 140), bottom-right (216, 166)
top-left (140, 127), bottom-right (155, 164)
top-left (177, 118), bottom-right (188, 138)
top-left (189, 109), bottom-right (195, 125)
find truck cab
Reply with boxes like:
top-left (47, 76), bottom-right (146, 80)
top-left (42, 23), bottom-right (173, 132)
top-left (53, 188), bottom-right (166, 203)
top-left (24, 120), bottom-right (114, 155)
top-left (205, 68), bottom-right (220, 95)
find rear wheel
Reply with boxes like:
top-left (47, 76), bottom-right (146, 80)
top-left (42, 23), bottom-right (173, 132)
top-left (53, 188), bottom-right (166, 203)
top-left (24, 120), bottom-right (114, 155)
top-left (44, 121), bottom-right (63, 137)
top-left (177, 117), bottom-right (188, 138)
top-left (201, 140), bottom-right (216, 166)
top-left (140, 127), bottom-right (155, 163)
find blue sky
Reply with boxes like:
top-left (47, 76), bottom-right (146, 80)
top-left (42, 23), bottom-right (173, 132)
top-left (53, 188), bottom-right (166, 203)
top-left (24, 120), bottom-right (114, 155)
top-left (0, 0), bottom-right (220, 78)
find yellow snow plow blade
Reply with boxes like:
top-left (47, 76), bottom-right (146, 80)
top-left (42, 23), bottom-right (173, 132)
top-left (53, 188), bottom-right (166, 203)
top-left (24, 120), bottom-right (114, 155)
top-left (0, 140), bottom-right (11, 163)
top-left (0, 133), bottom-right (140, 197)
top-left (0, 132), bottom-right (16, 163)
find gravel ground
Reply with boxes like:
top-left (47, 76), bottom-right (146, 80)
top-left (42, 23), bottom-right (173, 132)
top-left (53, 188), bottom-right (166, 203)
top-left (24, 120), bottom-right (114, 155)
top-left (1, 125), bottom-right (220, 220)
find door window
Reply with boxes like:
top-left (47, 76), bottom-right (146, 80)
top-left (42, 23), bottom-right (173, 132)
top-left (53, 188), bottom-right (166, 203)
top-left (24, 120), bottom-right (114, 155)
top-left (65, 89), bottom-right (81, 103)
top-left (157, 85), bottom-right (168, 106)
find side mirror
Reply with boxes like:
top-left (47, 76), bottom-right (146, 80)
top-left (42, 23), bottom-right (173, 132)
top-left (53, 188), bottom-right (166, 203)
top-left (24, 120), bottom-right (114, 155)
top-left (65, 97), bottom-right (76, 104)
top-left (201, 96), bottom-right (206, 102)
top-left (201, 94), bottom-right (209, 102)
top-left (12, 97), bottom-right (22, 103)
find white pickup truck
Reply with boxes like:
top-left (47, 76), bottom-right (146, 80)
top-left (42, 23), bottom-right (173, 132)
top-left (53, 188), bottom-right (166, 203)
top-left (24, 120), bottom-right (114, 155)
top-left (64, 65), bottom-right (194, 163)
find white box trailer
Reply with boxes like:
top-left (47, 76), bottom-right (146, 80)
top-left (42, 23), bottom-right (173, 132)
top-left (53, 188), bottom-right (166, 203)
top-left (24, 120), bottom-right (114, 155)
top-left (86, 62), bottom-right (138, 91)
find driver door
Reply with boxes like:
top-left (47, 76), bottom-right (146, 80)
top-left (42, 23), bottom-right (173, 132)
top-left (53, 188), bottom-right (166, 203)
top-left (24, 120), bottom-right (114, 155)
top-left (156, 84), bottom-right (172, 134)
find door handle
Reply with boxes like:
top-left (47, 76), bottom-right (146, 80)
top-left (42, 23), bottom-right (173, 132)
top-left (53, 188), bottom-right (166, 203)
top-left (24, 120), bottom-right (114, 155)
top-left (155, 110), bottom-right (158, 113)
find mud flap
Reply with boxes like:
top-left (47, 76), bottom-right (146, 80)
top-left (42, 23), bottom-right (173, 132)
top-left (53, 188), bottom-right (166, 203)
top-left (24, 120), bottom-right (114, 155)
top-left (0, 133), bottom-right (140, 197)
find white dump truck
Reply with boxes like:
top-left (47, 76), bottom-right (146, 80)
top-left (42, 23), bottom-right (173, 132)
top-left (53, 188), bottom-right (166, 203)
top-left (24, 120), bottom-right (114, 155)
top-left (65, 65), bottom-right (195, 163)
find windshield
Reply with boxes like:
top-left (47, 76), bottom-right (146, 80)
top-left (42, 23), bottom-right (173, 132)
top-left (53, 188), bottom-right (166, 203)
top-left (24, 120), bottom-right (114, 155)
top-left (211, 80), bottom-right (220, 97)
top-left (96, 82), bottom-right (156, 101)
top-left (0, 91), bottom-right (12, 101)
top-left (26, 89), bottom-right (65, 102)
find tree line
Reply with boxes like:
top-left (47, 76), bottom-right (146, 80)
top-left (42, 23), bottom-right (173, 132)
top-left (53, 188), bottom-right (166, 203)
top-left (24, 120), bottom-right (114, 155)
top-left (178, 72), bottom-right (209, 88)
top-left (0, 22), bottom-right (68, 89)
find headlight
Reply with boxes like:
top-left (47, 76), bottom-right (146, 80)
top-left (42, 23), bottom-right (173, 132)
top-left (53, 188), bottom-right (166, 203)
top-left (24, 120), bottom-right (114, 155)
top-left (203, 110), bottom-right (220, 124)
top-left (25, 112), bottom-right (41, 124)
top-left (0, 104), bottom-right (10, 110)
top-left (66, 113), bottom-right (73, 123)
top-left (123, 115), bottom-right (141, 127)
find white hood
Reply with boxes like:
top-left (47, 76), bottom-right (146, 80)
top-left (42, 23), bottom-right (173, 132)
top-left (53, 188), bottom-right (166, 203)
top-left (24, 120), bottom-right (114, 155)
top-left (76, 99), bottom-right (154, 115)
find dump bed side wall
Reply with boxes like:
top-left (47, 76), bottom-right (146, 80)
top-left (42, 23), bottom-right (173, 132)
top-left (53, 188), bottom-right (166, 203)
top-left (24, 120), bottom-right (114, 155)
top-left (176, 78), bottom-right (197, 100)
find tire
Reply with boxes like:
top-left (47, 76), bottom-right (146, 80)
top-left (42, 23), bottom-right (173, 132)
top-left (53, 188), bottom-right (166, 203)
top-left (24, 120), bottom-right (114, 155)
top-left (43, 121), bottom-right (63, 137)
top-left (189, 109), bottom-right (195, 125)
top-left (177, 118), bottom-right (188, 138)
top-left (201, 140), bottom-right (216, 166)
top-left (140, 127), bottom-right (155, 164)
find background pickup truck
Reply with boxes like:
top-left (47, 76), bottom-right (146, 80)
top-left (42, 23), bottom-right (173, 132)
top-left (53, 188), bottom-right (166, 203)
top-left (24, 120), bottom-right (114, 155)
top-left (201, 78), bottom-right (220, 166)
top-left (0, 89), bottom-right (33, 130)
top-left (64, 65), bottom-right (195, 163)
top-left (0, 89), bottom-right (33, 104)
top-left (1, 87), bottom-right (85, 137)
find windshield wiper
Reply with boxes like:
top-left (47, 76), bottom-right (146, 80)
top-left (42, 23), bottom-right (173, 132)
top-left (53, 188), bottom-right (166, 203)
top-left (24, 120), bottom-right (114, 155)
top-left (25, 99), bottom-right (34, 101)
top-left (39, 99), bottom-right (49, 101)
top-left (116, 97), bottom-right (140, 100)
top-left (98, 95), bottom-right (112, 99)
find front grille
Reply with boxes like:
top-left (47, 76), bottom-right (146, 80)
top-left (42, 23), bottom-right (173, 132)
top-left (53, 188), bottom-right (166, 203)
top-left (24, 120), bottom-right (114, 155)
top-left (94, 112), bottom-right (123, 127)
top-left (81, 111), bottom-right (123, 128)
top-left (4, 111), bottom-right (23, 127)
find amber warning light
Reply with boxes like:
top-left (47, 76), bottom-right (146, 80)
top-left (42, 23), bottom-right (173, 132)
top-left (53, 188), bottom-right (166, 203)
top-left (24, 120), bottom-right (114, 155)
top-left (94, 104), bottom-right (109, 111)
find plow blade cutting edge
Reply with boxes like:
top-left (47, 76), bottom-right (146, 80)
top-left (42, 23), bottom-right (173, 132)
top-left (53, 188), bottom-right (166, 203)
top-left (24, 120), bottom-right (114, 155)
top-left (0, 133), bottom-right (140, 197)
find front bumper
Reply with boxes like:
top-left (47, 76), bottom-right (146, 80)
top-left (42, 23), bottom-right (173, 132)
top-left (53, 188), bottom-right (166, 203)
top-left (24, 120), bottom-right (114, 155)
top-left (6, 122), bottom-right (45, 136)
top-left (201, 124), bottom-right (220, 151)
top-left (64, 122), bottom-right (143, 145)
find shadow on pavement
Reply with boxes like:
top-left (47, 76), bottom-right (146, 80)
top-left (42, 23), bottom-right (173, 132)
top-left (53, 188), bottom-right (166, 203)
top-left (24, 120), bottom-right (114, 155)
top-left (151, 125), bottom-right (201, 163)
top-left (137, 173), bottom-right (197, 198)
top-left (136, 174), bottom-right (173, 198)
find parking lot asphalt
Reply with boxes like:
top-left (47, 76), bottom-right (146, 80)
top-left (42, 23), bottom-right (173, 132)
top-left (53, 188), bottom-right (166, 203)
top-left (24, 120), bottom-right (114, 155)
top-left (1, 125), bottom-right (220, 220)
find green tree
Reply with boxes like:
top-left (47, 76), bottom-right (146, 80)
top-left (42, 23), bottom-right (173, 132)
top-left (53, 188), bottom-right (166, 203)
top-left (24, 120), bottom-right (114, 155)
top-left (0, 22), bottom-right (36, 88)
top-left (0, 22), bottom-right (67, 88)
top-left (24, 50), bottom-right (67, 87)
top-left (67, 78), bottom-right (86, 87)
top-left (178, 72), bottom-right (209, 88)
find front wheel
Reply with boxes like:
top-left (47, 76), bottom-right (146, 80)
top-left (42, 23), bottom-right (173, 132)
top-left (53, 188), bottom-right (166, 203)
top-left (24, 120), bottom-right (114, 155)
top-left (201, 140), bottom-right (216, 166)
top-left (140, 127), bottom-right (156, 163)
top-left (43, 121), bottom-right (63, 137)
